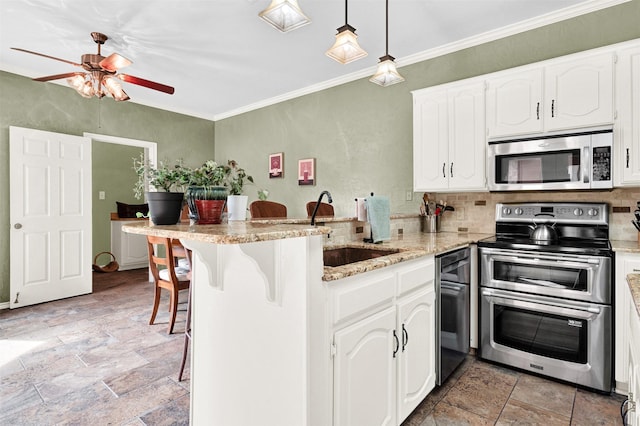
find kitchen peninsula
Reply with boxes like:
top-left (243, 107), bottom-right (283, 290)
top-left (123, 220), bottom-right (487, 425)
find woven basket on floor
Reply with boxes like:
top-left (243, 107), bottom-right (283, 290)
top-left (92, 251), bottom-right (119, 273)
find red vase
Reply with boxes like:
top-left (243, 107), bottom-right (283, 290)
top-left (195, 199), bottom-right (226, 224)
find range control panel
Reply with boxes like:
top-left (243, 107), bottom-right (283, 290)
top-left (495, 202), bottom-right (609, 225)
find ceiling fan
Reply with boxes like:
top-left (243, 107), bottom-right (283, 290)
top-left (11, 32), bottom-right (174, 101)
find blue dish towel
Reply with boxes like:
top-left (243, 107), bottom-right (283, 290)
top-left (366, 196), bottom-right (391, 243)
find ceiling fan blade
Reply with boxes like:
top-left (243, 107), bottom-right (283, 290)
top-left (33, 72), bottom-right (85, 82)
top-left (99, 53), bottom-right (132, 72)
top-left (11, 47), bottom-right (82, 67)
top-left (118, 74), bottom-right (175, 95)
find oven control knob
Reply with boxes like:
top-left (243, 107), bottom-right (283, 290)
top-left (587, 208), bottom-right (599, 216)
top-left (502, 207), bottom-right (512, 215)
top-left (573, 208), bottom-right (584, 216)
top-left (514, 208), bottom-right (523, 215)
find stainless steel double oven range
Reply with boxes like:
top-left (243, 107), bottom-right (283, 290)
top-left (478, 202), bottom-right (613, 393)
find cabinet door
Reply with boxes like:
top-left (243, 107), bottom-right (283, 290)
top-left (334, 306), bottom-right (397, 426)
top-left (447, 81), bottom-right (486, 190)
top-left (616, 46), bottom-right (640, 185)
top-left (397, 287), bottom-right (436, 423)
top-left (413, 88), bottom-right (449, 191)
top-left (615, 253), bottom-right (640, 389)
top-left (486, 68), bottom-right (544, 138)
top-left (545, 53), bottom-right (614, 131)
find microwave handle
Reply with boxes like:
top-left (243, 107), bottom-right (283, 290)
top-left (582, 146), bottom-right (590, 184)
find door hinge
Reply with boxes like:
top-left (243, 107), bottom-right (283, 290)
top-left (330, 342), bottom-right (337, 358)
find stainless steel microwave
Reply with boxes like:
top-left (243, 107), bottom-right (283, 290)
top-left (487, 129), bottom-right (613, 191)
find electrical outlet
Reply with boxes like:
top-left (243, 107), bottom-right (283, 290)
top-left (405, 190), bottom-right (413, 201)
top-left (99, 191), bottom-right (106, 200)
top-left (456, 207), bottom-right (465, 220)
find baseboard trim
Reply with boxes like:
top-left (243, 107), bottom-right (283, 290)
top-left (0, 302), bottom-right (10, 310)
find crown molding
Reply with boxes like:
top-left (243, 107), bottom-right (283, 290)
top-left (213, 0), bottom-right (630, 121)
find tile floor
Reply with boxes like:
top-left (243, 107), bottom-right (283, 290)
top-left (0, 269), bottom-right (627, 425)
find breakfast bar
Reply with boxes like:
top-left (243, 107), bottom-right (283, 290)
top-left (123, 220), bottom-right (487, 425)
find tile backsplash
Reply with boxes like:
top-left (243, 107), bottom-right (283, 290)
top-left (432, 187), bottom-right (640, 241)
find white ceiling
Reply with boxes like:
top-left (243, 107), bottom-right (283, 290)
top-left (0, 0), bottom-right (622, 121)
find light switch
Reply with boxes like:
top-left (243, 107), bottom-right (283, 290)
top-left (99, 191), bottom-right (106, 200)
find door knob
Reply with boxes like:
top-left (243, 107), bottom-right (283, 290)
top-left (14, 223), bottom-right (22, 229)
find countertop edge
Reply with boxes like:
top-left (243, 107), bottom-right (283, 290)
top-left (626, 273), bottom-right (640, 320)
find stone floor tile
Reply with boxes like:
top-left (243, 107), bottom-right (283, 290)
top-left (509, 373), bottom-right (576, 418)
top-left (441, 361), bottom-right (518, 421)
top-left (139, 393), bottom-right (190, 426)
top-left (431, 401), bottom-right (494, 425)
top-left (570, 388), bottom-right (626, 426)
top-left (104, 359), bottom-right (180, 396)
top-left (496, 399), bottom-right (571, 426)
top-left (0, 384), bottom-right (43, 422)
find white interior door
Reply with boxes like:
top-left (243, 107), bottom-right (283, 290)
top-left (10, 126), bottom-right (92, 308)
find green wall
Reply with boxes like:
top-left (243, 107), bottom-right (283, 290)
top-left (1, 1), bottom-right (639, 304)
top-left (0, 71), bottom-right (215, 303)
top-left (215, 0), bottom-right (640, 218)
top-left (92, 142), bottom-right (144, 257)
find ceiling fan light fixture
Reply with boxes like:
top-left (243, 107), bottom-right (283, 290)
top-left (326, 24), bottom-right (367, 64)
top-left (66, 74), bottom-right (86, 91)
top-left (369, 55), bottom-right (405, 87)
top-left (78, 80), bottom-right (95, 98)
top-left (103, 76), bottom-right (130, 102)
top-left (259, 0), bottom-right (311, 33)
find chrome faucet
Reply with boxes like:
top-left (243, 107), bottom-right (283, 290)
top-left (311, 190), bottom-right (333, 226)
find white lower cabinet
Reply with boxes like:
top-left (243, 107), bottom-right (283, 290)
top-left (110, 220), bottom-right (149, 270)
top-left (330, 257), bottom-right (436, 426)
top-left (628, 282), bottom-right (640, 425)
top-left (615, 253), bottom-right (640, 392)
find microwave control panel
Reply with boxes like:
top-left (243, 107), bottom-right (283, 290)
top-left (592, 146), bottom-right (611, 182)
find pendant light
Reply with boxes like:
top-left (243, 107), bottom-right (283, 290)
top-left (369, 0), bottom-right (405, 86)
top-left (259, 0), bottom-right (311, 33)
top-left (326, 0), bottom-right (367, 64)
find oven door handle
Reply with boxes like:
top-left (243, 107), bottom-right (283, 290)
top-left (481, 288), bottom-right (601, 318)
top-left (490, 254), bottom-right (597, 270)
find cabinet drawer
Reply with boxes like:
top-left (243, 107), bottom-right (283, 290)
top-left (332, 272), bottom-right (395, 326)
top-left (397, 259), bottom-right (435, 298)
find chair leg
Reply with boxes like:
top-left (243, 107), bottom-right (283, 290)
top-left (149, 286), bottom-right (161, 326)
top-left (178, 332), bottom-right (190, 381)
top-left (167, 288), bottom-right (178, 334)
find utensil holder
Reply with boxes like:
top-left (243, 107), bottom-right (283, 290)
top-left (421, 215), bottom-right (441, 233)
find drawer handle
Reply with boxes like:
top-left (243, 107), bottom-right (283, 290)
top-left (402, 324), bottom-right (408, 352)
top-left (536, 102), bottom-right (540, 120)
top-left (393, 330), bottom-right (399, 358)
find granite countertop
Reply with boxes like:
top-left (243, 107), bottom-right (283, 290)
top-left (249, 213), bottom-right (416, 225)
top-left (322, 232), bottom-right (491, 281)
top-left (611, 239), bottom-right (640, 253)
top-left (122, 220), bottom-right (331, 244)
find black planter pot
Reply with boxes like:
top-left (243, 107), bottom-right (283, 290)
top-left (146, 192), bottom-right (184, 225)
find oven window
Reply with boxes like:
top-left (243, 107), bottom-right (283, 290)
top-left (494, 305), bottom-right (587, 363)
top-left (495, 150), bottom-right (581, 184)
top-left (493, 260), bottom-right (587, 292)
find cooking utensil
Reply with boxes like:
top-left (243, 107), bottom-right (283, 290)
top-left (530, 213), bottom-right (558, 242)
top-left (423, 193), bottom-right (429, 215)
top-left (634, 210), bottom-right (640, 221)
top-left (632, 220), bottom-right (640, 232)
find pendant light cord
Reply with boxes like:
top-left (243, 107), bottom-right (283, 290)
top-left (385, 0), bottom-right (389, 55)
top-left (345, 0), bottom-right (348, 25)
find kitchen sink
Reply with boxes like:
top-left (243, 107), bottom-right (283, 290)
top-left (323, 246), bottom-right (400, 267)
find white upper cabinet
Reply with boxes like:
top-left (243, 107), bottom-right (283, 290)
top-left (545, 53), bottom-right (614, 131)
top-left (486, 68), bottom-right (544, 138)
top-left (486, 52), bottom-right (614, 139)
top-left (413, 80), bottom-right (486, 192)
top-left (615, 45), bottom-right (640, 186)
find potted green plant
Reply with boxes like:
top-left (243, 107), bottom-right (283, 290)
top-left (185, 160), bottom-right (229, 224)
top-left (133, 153), bottom-right (189, 225)
top-left (225, 160), bottom-right (254, 221)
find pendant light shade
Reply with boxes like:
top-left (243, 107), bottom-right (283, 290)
top-left (326, 0), bottom-right (367, 64)
top-left (259, 0), bottom-right (311, 33)
top-left (370, 54), bottom-right (405, 86)
top-left (369, 0), bottom-right (405, 86)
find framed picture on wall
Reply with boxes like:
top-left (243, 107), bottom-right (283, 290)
top-left (269, 152), bottom-right (284, 178)
top-left (298, 158), bottom-right (315, 186)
